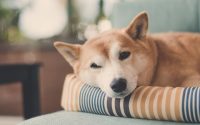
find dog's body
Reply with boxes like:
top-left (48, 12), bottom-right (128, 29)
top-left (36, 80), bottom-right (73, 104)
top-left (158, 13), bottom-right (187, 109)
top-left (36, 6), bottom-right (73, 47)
top-left (54, 12), bottom-right (200, 98)
top-left (148, 32), bottom-right (200, 87)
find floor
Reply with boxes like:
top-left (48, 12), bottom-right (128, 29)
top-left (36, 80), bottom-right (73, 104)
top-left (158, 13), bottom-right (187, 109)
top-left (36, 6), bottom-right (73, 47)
top-left (0, 116), bottom-right (23, 125)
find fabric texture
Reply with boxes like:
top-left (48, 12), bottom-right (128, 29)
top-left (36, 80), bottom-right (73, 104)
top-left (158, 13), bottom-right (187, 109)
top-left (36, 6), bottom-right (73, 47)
top-left (17, 111), bottom-right (194, 125)
top-left (111, 0), bottom-right (199, 33)
top-left (61, 74), bottom-right (200, 123)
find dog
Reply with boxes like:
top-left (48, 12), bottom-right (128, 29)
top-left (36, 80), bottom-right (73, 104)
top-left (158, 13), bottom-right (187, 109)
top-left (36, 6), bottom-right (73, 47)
top-left (54, 12), bottom-right (200, 98)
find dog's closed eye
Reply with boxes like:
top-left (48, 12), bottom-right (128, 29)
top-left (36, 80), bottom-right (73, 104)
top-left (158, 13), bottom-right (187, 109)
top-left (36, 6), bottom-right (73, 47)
top-left (90, 63), bottom-right (102, 69)
top-left (119, 51), bottom-right (131, 60)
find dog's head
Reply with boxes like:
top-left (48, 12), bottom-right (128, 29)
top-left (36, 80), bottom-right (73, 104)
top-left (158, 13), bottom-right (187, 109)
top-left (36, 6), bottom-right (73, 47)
top-left (54, 12), bottom-right (155, 98)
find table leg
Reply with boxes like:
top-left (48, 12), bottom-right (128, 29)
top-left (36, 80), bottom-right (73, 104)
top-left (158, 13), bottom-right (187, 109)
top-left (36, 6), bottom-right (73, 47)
top-left (22, 67), bottom-right (41, 119)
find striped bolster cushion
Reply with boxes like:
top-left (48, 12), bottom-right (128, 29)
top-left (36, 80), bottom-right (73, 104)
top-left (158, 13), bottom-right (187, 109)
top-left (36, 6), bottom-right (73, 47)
top-left (61, 74), bottom-right (200, 123)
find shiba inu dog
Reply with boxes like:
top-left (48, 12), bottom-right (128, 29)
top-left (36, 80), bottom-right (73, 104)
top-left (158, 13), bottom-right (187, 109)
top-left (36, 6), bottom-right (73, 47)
top-left (54, 12), bottom-right (200, 98)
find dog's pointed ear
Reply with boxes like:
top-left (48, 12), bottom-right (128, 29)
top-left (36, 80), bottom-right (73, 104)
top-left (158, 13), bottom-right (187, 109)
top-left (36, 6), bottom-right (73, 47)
top-left (126, 11), bottom-right (148, 40)
top-left (54, 41), bottom-right (81, 67)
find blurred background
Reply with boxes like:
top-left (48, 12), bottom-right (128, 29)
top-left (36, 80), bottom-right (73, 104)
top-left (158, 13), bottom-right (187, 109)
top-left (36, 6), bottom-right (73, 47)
top-left (0, 0), bottom-right (199, 124)
top-left (0, 0), bottom-right (118, 124)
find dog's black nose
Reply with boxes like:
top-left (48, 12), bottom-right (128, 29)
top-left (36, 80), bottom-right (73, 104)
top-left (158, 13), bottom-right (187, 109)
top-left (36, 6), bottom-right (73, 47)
top-left (110, 78), bottom-right (127, 93)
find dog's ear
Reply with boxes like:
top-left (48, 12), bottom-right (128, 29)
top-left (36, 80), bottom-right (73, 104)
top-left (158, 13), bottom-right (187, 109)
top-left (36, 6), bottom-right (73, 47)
top-left (54, 41), bottom-right (81, 67)
top-left (126, 11), bottom-right (148, 40)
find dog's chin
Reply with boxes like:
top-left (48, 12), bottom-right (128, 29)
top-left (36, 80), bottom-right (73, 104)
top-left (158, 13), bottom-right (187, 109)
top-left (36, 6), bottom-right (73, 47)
top-left (105, 83), bottom-right (137, 98)
top-left (106, 91), bottom-right (132, 98)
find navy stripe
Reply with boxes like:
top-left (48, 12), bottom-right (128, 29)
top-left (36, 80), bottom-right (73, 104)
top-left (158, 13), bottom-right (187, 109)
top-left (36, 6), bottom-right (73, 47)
top-left (83, 85), bottom-right (90, 111)
top-left (96, 90), bottom-right (101, 113)
top-left (100, 91), bottom-right (107, 115)
top-left (93, 87), bottom-right (102, 114)
top-left (194, 88), bottom-right (199, 122)
top-left (79, 85), bottom-right (200, 122)
top-left (86, 86), bottom-right (92, 112)
top-left (198, 89), bottom-right (200, 122)
top-left (92, 87), bottom-right (98, 112)
top-left (181, 87), bottom-right (200, 123)
top-left (190, 87), bottom-right (195, 122)
top-left (124, 94), bottom-right (132, 117)
top-left (115, 98), bottom-right (123, 117)
top-left (94, 89), bottom-right (103, 114)
top-left (182, 88), bottom-right (187, 122)
top-left (84, 85), bottom-right (91, 112)
top-left (80, 84), bottom-right (88, 111)
top-left (186, 88), bottom-right (191, 122)
top-left (98, 90), bottom-right (105, 115)
top-left (83, 85), bottom-right (90, 112)
top-left (107, 97), bottom-right (114, 116)
top-left (89, 86), bottom-right (97, 113)
top-left (80, 85), bottom-right (107, 115)
top-left (85, 86), bottom-right (93, 112)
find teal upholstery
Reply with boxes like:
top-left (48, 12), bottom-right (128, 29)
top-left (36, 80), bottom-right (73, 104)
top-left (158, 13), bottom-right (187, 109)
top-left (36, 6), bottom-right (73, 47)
top-left (17, 111), bottom-right (194, 125)
top-left (111, 0), bottom-right (199, 33)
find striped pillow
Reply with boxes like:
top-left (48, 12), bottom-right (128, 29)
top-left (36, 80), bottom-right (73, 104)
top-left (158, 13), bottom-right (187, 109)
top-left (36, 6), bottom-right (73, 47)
top-left (61, 74), bottom-right (200, 123)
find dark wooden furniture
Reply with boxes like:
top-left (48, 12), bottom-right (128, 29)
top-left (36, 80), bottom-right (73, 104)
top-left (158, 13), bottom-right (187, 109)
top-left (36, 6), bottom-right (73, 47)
top-left (0, 63), bottom-right (41, 119)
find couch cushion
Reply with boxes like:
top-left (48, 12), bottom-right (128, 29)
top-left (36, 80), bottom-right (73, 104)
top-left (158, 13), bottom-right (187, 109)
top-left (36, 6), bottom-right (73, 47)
top-left (17, 111), bottom-right (193, 125)
top-left (111, 0), bottom-right (199, 33)
top-left (61, 74), bottom-right (200, 123)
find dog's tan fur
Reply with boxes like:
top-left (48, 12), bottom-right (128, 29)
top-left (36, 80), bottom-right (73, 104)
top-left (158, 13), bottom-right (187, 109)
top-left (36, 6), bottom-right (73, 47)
top-left (54, 12), bottom-right (200, 97)
top-left (151, 32), bottom-right (200, 87)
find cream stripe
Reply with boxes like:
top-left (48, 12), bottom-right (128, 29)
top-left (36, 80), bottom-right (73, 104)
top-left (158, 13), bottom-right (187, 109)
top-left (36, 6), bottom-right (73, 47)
top-left (67, 76), bottom-right (76, 110)
top-left (62, 76), bottom-right (200, 122)
top-left (164, 88), bottom-right (172, 120)
top-left (170, 87), bottom-right (177, 121)
top-left (120, 98), bottom-right (127, 117)
top-left (73, 79), bottom-right (82, 111)
top-left (71, 78), bottom-right (79, 111)
top-left (104, 96), bottom-right (110, 115)
top-left (161, 87), bottom-right (169, 120)
top-left (129, 87), bottom-right (143, 117)
top-left (71, 77), bottom-right (78, 111)
top-left (174, 88), bottom-right (182, 121)
top-left (75, 80), bottom-right (80, 111)
top-left (76, 80), bottom-right (83, 111)
top-left (62, 75), bottom-right (74, 110)
top-left (179, 88), bottom-right (184, 121)
top-left (156, 88), bottom-right (164, 120)
top-left (137, 87), bottom-right (149, 118)
top-left (61, 76), bottom-right (69, 109)
top-left (153, 89), bottom-right (160, 119)
top-left (111, 98), bottom-right (118, 116)
top-left (145, 87), bottom-right (157, 119)
top-left (67, 78), bottom-right (76, 111)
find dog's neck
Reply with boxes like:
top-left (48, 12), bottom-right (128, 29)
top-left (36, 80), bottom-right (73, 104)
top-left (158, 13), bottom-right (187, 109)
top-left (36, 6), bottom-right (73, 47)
top-left (137, 35), bottom-right (158, 86)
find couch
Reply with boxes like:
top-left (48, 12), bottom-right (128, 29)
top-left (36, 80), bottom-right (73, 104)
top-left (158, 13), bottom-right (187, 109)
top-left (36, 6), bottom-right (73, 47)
top-left (18, 0), bottom-right (200, 124)
top-left (18, 111), bottom-right (193, 125)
